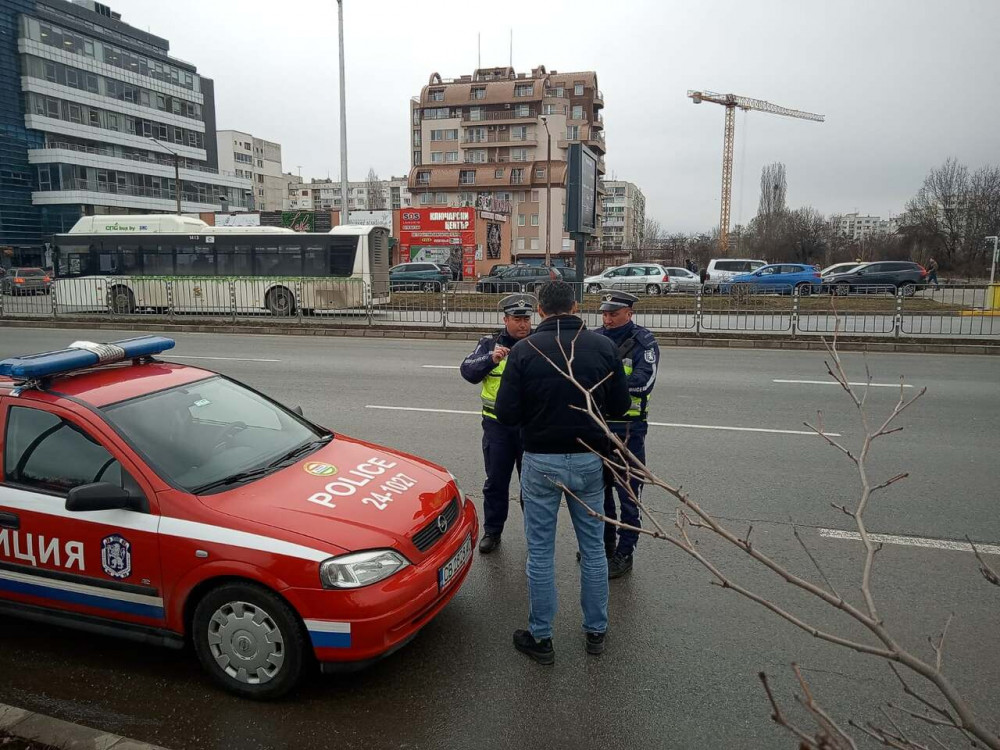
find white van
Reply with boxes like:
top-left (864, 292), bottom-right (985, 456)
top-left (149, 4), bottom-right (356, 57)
top-left (704, 258), bottom-right (767, 291)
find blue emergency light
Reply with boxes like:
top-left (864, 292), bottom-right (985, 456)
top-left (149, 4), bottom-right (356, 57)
top-left (0, 336), bottom-right (175, 381)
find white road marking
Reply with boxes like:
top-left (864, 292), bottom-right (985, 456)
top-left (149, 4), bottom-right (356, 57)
top-left (166, 355), bottom-right (281, 363)
top-left (774, 379), bottom-right (913, 389)
top-left (364, 405), bottom-right (840, 436)
top-left (422, 365), bottom-right (460, 369)
top-left (819, 528), bottom-right (1000, 556)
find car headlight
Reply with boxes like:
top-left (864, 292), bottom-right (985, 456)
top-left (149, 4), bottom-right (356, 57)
top-left (447, 470), bottom-right (465, 502)
top-left (319, 550), bottom-right (409, 589)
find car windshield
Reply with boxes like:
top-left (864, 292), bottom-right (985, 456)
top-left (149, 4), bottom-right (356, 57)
top-left (17, 268), bottom-right (45, 277)
top-left (821, 263), bottom-right (859, 275)
top-left (102, 376), bottom-right (328, 494)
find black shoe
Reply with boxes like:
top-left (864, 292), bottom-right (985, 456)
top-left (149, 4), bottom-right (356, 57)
top-left (585, 632), bottom-right (606, 655)
top-left (513, 629), bottom-right (554, 665)
top-left (478, 534), bottom-right (501, 554)
top-left (608, 552), bottom-right (633, 579)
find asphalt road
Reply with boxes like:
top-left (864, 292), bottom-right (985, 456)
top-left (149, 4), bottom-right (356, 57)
top-left (0, 327), bottom-right (998, 749)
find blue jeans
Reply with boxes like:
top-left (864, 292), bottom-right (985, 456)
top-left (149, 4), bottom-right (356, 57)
top-left (521, 451), bottom-right (609, 640)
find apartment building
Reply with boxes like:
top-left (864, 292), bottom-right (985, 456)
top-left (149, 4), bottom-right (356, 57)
top-left (216, 129), bottom-right (285, 211)
top-left (601, 180), bottom-right (645, 252)
top-left (831, 212), bottom-right (899, 241)
top-left (286, 176), bottom-right (412, 213)
top-left (1, 0), bottom-right (252, 264)
top-left (407, 65), bottom-right (606, 262)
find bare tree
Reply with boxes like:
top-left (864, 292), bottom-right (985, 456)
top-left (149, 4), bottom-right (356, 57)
top-left (526, 321), bottom-right (999, 750)
top-left (365, 167), bottom-right (387, 210)
top-left (758, 162), bottom-right (788, 218)
top-left (642, 217), bottom-right (663, 248)
top-left (903, 158), bottom-right (970, 268)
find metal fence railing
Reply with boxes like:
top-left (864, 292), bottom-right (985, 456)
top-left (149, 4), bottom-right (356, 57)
top-left (1, 277), bottom-right (997, 340)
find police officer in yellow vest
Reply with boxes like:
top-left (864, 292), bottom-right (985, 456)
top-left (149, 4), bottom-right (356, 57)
top-left (460, 293), bottom-right (536, 554)
top-left (594, 290), bottom-right (660, 578)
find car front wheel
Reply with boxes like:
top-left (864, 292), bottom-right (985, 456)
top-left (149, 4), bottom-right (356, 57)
top-left (835, 283), bottom-right (851, 296)
top-left (192, 582), bottom-right (308, 700)
top-left (645, 283), bottom-right (661, 296)
top-left (587, 284), bottom-right (602, 294)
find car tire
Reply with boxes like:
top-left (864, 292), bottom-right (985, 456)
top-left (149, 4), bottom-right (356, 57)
top-left (266, 286), bottom-right (295, 316)
top-left (420, 281), bottom-right (438, 293)
top-left (899, 282), bottom-right (917, 297)
top-left (587, 284), bottom-right (602, 294)
top-left (192, 582), bottom-right (308, 700)
top-left (796, 282), bottom-right (812, 297)
top-left (835, 283), bottom-right (851, 297)
top-left (107, 285), bottom-right (136, 314)
top-left (645, 283), bottom-right (661, 296)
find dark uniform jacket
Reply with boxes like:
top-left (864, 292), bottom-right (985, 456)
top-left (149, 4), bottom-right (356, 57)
top-left (593, 320), bottom-right (660, 421)
top-left (460, 330), bottom-right (520, 384)
top-left (494, 315), bottom-right (631, 454)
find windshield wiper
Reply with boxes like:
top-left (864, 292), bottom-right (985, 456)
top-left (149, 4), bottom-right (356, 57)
top-left (266, 435), bottom-right (333, 469)
top-left (192, 465), bottom-right (278, 494)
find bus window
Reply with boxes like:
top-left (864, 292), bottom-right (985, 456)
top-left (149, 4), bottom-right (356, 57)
top-left (329, 236), bottom-right (358, 276)
top-left (120, 246), bottom-right (141, 275)
top-left (303, 245), bottom-right (328, 276)
top-left (98, 248), bottom-right (118, 273)
top-left (142, 247), bottom-right (173, 276)
top-left (218, 246), bottom-right (253, 276)
top-left (176, 245), bottom-right (215, 276)
top-left (255, 245), bottom-right (301, 276)
top-left (57, 244), bottom-right (91, 277)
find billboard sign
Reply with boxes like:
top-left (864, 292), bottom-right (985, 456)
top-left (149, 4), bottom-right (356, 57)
top-left (215, 213), bottom-right (261, 227)
top-left (566, 143), bottom-right (598, 235)
top-left (348, 210), bottom-right (392, 229)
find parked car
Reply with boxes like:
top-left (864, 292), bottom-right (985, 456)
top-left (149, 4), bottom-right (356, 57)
top-left (703, 258), bottom-right (767, 291)
top-left (824, 261), bottom-right (927, 296)
top-left (661, 267), bottom-right (702, 293)
top-left (819, 262), bottom-right (863, 277)
top-left (0, 336), bottom-right (477, 699)
top-left (480, 263), bottom-right (515, 279)
top-left (388, 262), bottom-right (452, 292)
top-left (583, 264), bottom-right (672, 295)
top-left (475, 265), bottom-right (562, 293)
top-left (0, 267), bottom-right (51, 295)
top-left (722, 263), bottom-right (823, 295)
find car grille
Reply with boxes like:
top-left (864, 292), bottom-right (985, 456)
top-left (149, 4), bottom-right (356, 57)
top-left (411, 497), bottom-right (459, 553)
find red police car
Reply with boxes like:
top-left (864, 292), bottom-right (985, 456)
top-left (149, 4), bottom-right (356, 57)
top-left (0, 336), bottom-right (477, 698)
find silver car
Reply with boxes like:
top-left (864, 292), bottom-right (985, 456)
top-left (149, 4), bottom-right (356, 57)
top-left (1, 267), bottom-right (51, 295)
top-left (662, 267), bottom-right (702, 292)
top-left (584, 263), bottom-right (671, 295)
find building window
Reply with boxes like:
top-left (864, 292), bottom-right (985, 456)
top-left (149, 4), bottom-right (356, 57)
top-left (468, 107), bottom-right (484, 121)
top-left (466, 150), bottom-right (486, 164)
top-left (431, 151), bottom-right (443, 163)
top-left (542, 104), bottom-right (558, 115)
top-left (495, 168), bottom-right (504, 179)
top-left (431, 130), bottom-right (444, 141)
top-left (460, 191), bottom-right (475, 205)
top-left (420, 193), bottom-right (432, 205)
top-left (429, 89), bottom-right (444, 101)
top-left (435, 192), bottom-right (447, 203)
top-left (459, 170), bottom-right (476, 185)
top-left (551, 86), bottom-right (564, 98)
top-left (512, 125), bottom-right (529, 141)
top-left (465, 127), bottom-right (486, 143)
top-left (530, 214), bottom-right (539, 226)
top-left (517, 238), bottom-right (526, 250)
top-left (535, 168), bottom-right (546, 179)
top-left (514, 84), bottom-right (533, 97)
top-left (515, 104), bottom-right (530, 118)
top-left (417, 171), bottom-right (431, 185)
top-left (470, 87), bottom-right (486, 100)
top-left (574, 83), bottom-right (584, 96)
top-left (566, 126), bottom-right (579, 140)
top-left (511, 148), bottom-right (528, 162)
top-left (511, 168), bottom-right (526, 185)
top-left (446, 151), bottom-right (459, 163)
top-left (572, 105), bottom-right (583, 120)
top-left (413, 150), bottom-right (421, 164)
top-left (518, 214), bottom-right (526, 226)
top-left (530, 238), bottom-right (539, 250)
top-left (413, 130), bottom-right (421, 146)
top-left (446, 129), bottom-right (458, 140)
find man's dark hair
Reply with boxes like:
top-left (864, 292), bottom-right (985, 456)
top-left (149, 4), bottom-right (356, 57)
top-left (538, 280), bottom-right (575, 316)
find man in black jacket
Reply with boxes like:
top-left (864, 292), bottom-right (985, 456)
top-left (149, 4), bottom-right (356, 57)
top-left (495, 280), bottom-right (631, 664)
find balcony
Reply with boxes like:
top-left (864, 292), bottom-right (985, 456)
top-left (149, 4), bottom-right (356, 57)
top-left (463, 133), bottom-right (538, 146)
top-left (462, 108), bottom-right (537, 122)
top-left (595, 90), bottom-right (604, 106)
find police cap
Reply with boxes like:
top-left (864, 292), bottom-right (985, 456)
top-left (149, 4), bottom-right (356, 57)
top-left (599, 290), bottom-right (639, 311)
top-left (498, 293), bottom-right (537, 317)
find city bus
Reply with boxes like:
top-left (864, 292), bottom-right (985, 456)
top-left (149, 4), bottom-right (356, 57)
top-left (51, 215), bottom-right (390, 315)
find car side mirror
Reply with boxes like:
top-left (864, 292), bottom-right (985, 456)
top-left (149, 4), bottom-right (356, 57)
top-left (292, 405), bottom-right (304, 416)
top-left (65, 482), bottom-right (139, 512)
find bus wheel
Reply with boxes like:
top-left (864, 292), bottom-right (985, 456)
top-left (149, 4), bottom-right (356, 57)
top-left (266, 286), bottom-right (295, 316)
top-left (108, 286), bottom-right (136, 314)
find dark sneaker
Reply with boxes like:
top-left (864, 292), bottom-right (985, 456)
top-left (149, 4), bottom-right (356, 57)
top-left (513, 629), bottom-right (554, 665)
top-left (585, 632), bottom-right (606, 655)
top-left (478, 533), bottom-right (501, 554)
top-left (608, 552), bottom-right (633, 579)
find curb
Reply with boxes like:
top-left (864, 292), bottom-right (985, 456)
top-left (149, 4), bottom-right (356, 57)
top-left (0, 701), bottom-right (170, 750)
top-left (1, 317), bottom-right (997, 356)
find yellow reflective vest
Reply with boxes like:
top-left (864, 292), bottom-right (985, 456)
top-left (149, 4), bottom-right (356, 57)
top-left (480, 358), bottom-right (507, 419)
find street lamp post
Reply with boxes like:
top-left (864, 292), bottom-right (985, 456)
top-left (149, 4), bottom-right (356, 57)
top-left (988, 236), bottom-right (999, 285)
top-left (540, 116), bottom-right (552, 267)
top-left (150, 137), bottom-right (182, 215)
top-left (336, 0), bottom-right (350, 225)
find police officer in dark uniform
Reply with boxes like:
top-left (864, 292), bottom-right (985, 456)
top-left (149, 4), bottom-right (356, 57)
top-left (594, 290), bottom-right (660, 578)
top-left (460, 293), bottom-right (536, 554)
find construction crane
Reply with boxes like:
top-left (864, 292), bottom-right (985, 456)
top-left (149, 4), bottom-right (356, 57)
top-left (688, 90), bottom-right (824, 254)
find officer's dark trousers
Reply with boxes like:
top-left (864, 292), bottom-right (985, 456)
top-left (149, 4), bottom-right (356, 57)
top-left (481, 417), bottom-right (523, 536)
top-left (604, 421), bottom-right (646, 556)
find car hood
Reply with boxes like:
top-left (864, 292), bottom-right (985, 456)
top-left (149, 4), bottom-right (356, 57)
top-left (203, 434), bottom-right (458, 554)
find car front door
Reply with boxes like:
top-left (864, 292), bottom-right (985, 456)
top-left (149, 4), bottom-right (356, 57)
top-left (0, 399), bottom-right (165, 628)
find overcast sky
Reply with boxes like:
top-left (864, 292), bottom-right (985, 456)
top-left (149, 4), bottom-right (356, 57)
top-left (115, 0), bottom-right (1000, 232)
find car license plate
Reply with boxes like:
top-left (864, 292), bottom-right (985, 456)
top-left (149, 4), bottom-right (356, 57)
top-left (438, 534), bottom-right (472, 590)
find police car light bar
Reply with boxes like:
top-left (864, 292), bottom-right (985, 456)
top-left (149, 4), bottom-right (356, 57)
top-left (0, 336), bottom-right (175, 381)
